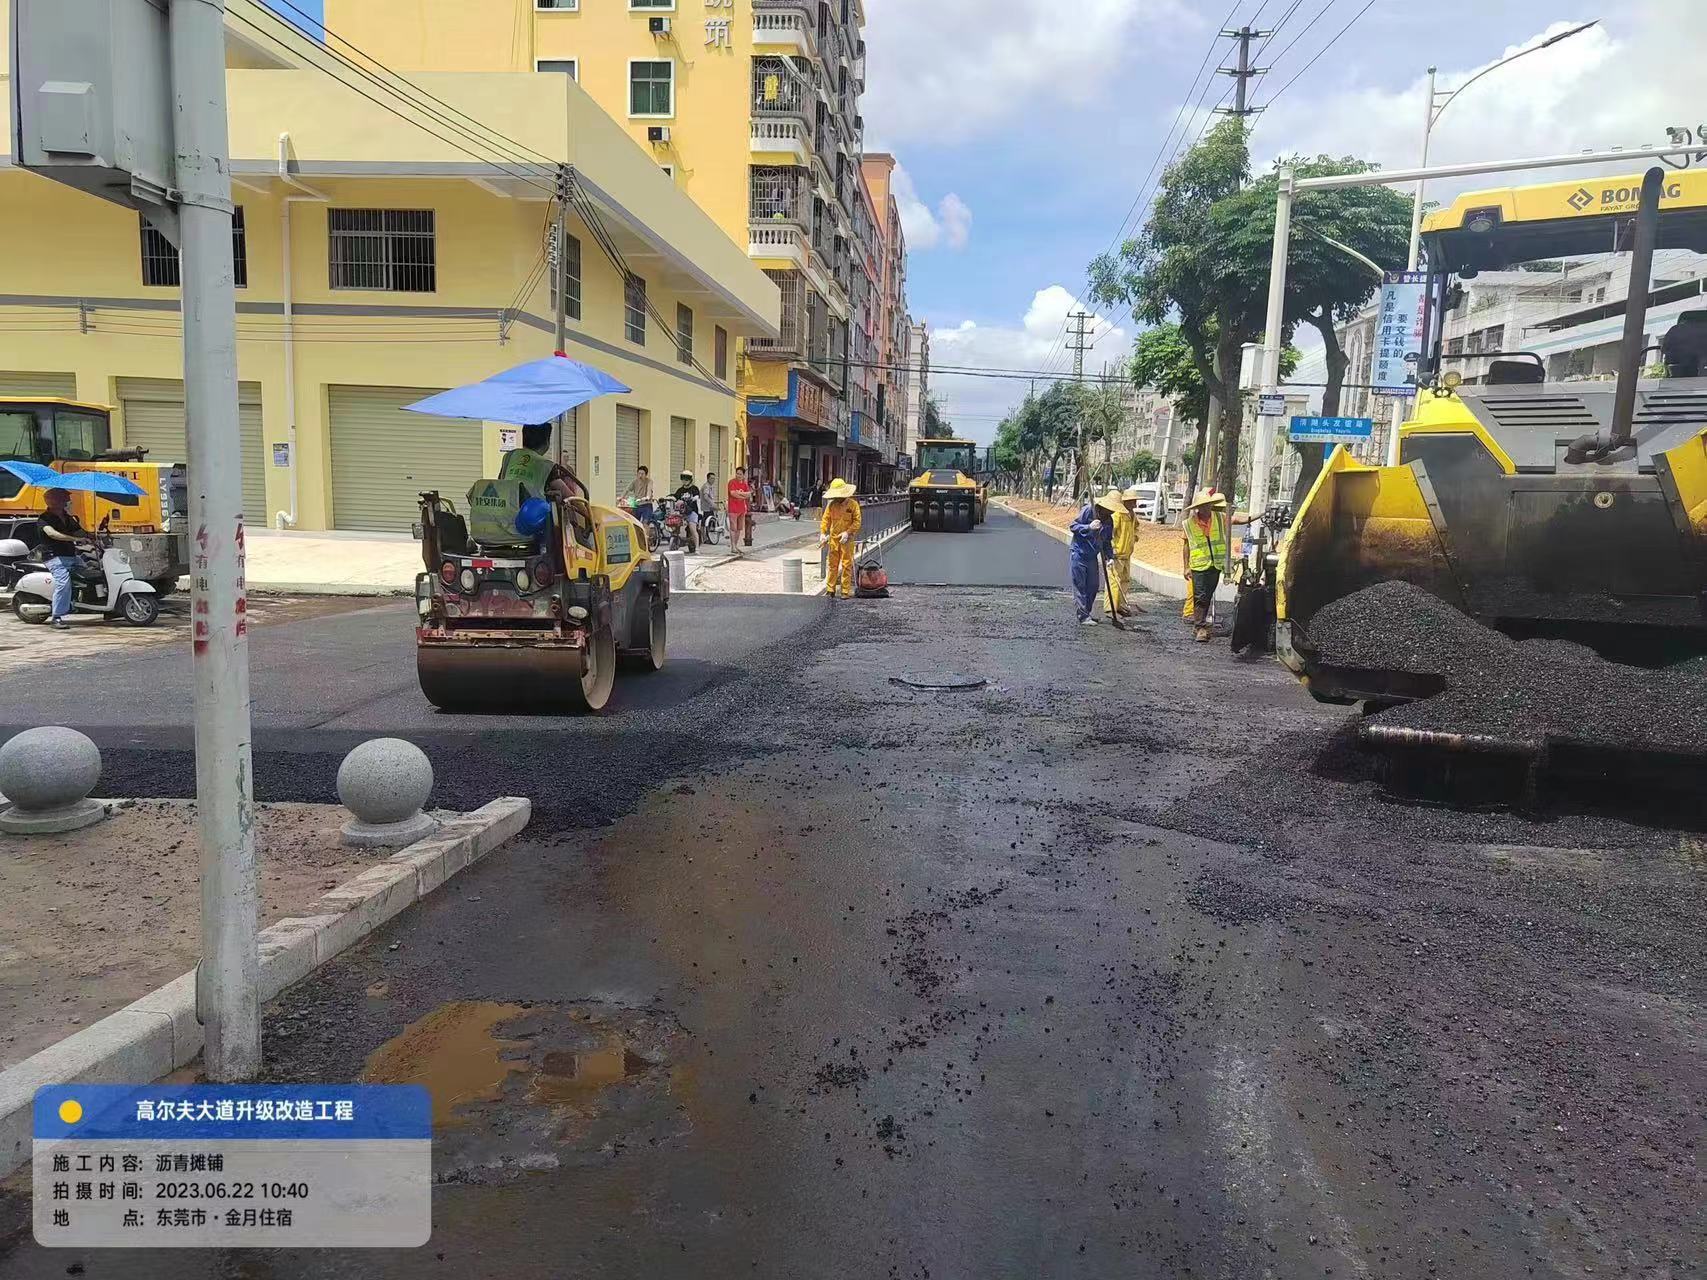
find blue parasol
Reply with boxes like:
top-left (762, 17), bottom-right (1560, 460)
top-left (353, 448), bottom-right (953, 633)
top-left (0, 460), bottom-right (146, 497)
top-left (403, 355), bottom-right (632, 426)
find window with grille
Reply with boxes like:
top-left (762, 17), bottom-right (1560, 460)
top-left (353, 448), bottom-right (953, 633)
top-left (715, 326), bottom-right (729, 381)
top-left (629, 60), bottom-right (673, 116)
top-left (140, 209), bottom-right (247, 288)
top-left (536, 0), bottom-right (578, 9)
top-left (625, 274), bottom-right (647, 345)
top-left (630, 0), bottom-right (672, 7)
top-left (676, 304), bottom-right (694, 366)
top-left (550, 232), bottom-right (582, 321)
top-left (329, 209), bottom-right (436, 293)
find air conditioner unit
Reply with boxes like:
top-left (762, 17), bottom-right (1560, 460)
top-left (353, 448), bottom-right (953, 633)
top-left (649, 16), bottom-right (671, 35)
top-left (648, 126), bottom-right (672, 145)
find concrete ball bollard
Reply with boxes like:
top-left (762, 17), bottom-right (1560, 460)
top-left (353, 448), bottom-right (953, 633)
top-left (337, 738), bottom-right (439, 848)
top-left (0, 727), bottom-right (110, 835)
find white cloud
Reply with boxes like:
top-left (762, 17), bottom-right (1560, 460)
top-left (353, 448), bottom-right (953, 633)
top-left (862, 0), bottom-right (1194, 144)
top-left (892, 163), bottom-right (973, 252)
top-left (1255, 6), bottom-right (1705, 200)
top-left (923, 287), bottom-right (1130, 446)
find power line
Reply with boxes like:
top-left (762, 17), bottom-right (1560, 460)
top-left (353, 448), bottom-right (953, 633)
top-left (1260, 0), bottom-right (1377, 109)
top-left (1254, 0), bottom-right (1338, 81)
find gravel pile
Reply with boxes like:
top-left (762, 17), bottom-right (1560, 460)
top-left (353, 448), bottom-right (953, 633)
top-left (1309, 581), bottom-right (1707, 754)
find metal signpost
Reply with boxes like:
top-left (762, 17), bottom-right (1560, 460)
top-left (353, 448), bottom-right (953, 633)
top-left (12, 0), bottom-right (260, 1079)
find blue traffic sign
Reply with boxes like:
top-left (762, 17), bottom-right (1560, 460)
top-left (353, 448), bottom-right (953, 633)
top-left (1289, 416), bottom-right (1375, 444)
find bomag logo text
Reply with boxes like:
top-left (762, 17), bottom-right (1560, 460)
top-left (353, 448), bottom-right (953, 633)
top-left (1589, 181), bottom-right (1685, 210)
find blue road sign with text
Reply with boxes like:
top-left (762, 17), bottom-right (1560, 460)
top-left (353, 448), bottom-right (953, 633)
top-left (1288, 416), bottom-right (1375, 444)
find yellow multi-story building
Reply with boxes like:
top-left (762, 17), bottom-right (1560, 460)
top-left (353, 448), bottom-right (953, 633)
top-left (0, 1), bottom-right (777, 532)
top-left (324, 0), bottom-right (907, 503)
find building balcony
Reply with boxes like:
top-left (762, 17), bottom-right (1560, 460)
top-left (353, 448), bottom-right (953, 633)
top-left (752, 5), bottom-right (818, 60)
top-left (750, 119), bottom-right (810, 164)
top-left (751, 164), bottom-right (812, 225)
top-left (752, 57), bottom-right (810, 119)
top-left (749, 224), bottom-right (808, 268)
top-left (748, 268), bottom-right (806, 360)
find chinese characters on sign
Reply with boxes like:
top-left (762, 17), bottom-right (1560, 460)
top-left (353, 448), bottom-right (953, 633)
top-left (1288, 416), bottom-right (1376, 445)
top-left (1371, 271), bottom-right (1427, 397)
top-left (33, 1085), bottom-right (430, 1249)
top-left (705, 0), bottom-right (732, 49)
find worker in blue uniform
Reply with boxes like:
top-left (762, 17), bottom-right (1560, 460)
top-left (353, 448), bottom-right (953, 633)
top-left (1069, 493), bottom-right (1115, 625)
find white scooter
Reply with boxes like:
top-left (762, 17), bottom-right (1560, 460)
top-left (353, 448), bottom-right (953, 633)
top-left (11, 521), bottom-right (159, 627)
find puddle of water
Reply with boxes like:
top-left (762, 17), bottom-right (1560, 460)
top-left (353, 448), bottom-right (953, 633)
top-left (361, 1001), bottom-right (526, 1126)
top-left (531, 1041), bottom-right (651, 1106)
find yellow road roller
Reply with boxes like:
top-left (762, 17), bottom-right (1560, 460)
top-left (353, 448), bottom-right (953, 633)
top-left (908, 438), bottom-right (988, 532)
top-left (415, 487), bottom-right (667, 714)
top-left (1277, 167), bottom-right (1707, 708)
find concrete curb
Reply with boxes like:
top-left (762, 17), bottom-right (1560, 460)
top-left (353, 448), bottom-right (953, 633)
top-left (0, 796), bottom-right (531, 1178)
top-left (994, 500), bottom-right (1234, 604)
top-left (809, 519), bottom-right (912, 597)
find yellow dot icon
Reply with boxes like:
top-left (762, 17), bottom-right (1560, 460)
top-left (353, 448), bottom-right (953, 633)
top-left (57, 1100), bottom-right (83, 1125)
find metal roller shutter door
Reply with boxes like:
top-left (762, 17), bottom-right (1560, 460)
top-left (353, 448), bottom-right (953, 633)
top-left (0, 371), bottom-right (76, 398)
top-left (614, 405), bottom-right (641, 489)
top-left (116, 378), bottom-right (266, 521)
top-left (669, 416), bottom-right (690, 481)
top-left (328, 386), bottom-right (481, 533)
top-left (710, 424), bottom-right (727, 477)
top-left (559, 406), bottom-right (579, 473)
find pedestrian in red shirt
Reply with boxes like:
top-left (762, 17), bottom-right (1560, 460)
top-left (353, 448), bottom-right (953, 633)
top-left (727, 466), bottom-right (754, 554)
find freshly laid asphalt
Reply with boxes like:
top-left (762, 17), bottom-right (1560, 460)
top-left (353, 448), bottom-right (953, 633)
top-left (1, 507), bottom-right (1702, 1278)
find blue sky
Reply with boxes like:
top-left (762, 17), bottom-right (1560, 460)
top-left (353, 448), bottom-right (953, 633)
top-left (862, 0), bottom-right (1702, 439)
top-left (265, 0), bottom-right (1702, 443)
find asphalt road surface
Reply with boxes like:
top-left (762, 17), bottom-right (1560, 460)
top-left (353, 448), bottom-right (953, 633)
top-left (884, 505), bottom-right (1064, 587)
top-left (2, 515), bottom-right (1702, 1278)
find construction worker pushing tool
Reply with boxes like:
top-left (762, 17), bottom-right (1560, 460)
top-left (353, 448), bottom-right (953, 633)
top-left (819, 478), bottom-right (862, 601)
top-left (1104, 485), bottom-right (1141, 618)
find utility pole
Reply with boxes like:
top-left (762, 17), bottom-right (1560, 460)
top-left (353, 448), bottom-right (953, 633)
top-left (1216, 25), bottom-right (1269, 120)
top-left (172, 0), bottom-right (259, 1081)
top-left (552, 165), bottom-right (572, 465)
top-left (1067, 311), bottom-right (1092, 497)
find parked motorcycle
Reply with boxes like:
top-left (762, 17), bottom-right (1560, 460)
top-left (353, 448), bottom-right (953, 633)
top-left (11, 521), bottom-right (160, 626)
top-left (0, 536), bottom-right (44, 591)
top-left (660, 496), bottom-right (699, 554)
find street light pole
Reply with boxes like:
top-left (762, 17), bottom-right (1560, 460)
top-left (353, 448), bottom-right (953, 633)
top-left (1389, 21), bottom-right (1599, 462)
top-left (170, 0), bottom-right (260, 1081)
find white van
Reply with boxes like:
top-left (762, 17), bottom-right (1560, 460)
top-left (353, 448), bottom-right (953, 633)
top-left (1128, 482), bottom-right (1166, 521)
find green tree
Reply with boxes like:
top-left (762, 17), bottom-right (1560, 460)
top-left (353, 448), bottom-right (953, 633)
top-left (1131, 450), bottom-right (1160, 482)
top-left (1131, 322), bottom-right (1211, 490)
top-left (1074, 380), bottom-right (1127, 498)
top-left (1226, 156), bottom-right (1411, 499)
top-left (1089, 118), bottom-right (1260, 500)
top-left (1092, 121), bottom-right (1412, 503)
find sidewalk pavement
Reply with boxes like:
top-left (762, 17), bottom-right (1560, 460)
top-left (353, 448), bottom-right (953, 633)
top-left (245, 514), bottom-right (828, 597)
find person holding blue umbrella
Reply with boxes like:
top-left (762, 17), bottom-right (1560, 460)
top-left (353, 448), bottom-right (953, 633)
top-left (38, 487), bottom-right (92, 630)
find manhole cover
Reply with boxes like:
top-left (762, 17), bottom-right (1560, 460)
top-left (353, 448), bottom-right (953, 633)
top-left (889, 674), bottom-right (988, 691)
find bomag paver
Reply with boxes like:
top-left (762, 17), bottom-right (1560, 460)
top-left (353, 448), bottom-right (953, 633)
top-left (1276, 168), bottom-right (1707, 791)
top-left (908, 438), bottom-right (988, 532)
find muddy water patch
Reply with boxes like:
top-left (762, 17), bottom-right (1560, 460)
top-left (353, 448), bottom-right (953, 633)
top-left (362, 999), bottom-right (689, 1184)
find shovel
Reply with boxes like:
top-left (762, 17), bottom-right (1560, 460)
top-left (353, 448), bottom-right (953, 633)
top-left (1099, 555), bottom-right (1127, 632)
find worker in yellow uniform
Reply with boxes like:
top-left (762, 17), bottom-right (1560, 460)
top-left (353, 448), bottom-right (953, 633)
top-left (819, 478), bottom-right (862, 601)
top-left (1102, 485), bottom-right (1141, 618)
top-left (1181, 488), bottom-right (1231, 642)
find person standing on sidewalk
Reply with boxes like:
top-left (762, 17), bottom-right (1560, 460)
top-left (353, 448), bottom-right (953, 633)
top-left (726, 466), bottom-right (753, 555)
top-left (1069, 492), bottom-right (1114, 626)
top-left (1182, 489), bottom-right (1231, 643)
top-left (818, 478), bottom-right (861, 601)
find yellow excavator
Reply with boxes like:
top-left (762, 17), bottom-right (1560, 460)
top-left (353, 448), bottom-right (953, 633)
top-left (1277, 167), bottom-right (1707, 710)
top-left (908, 438), bottom-right (988, 532)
